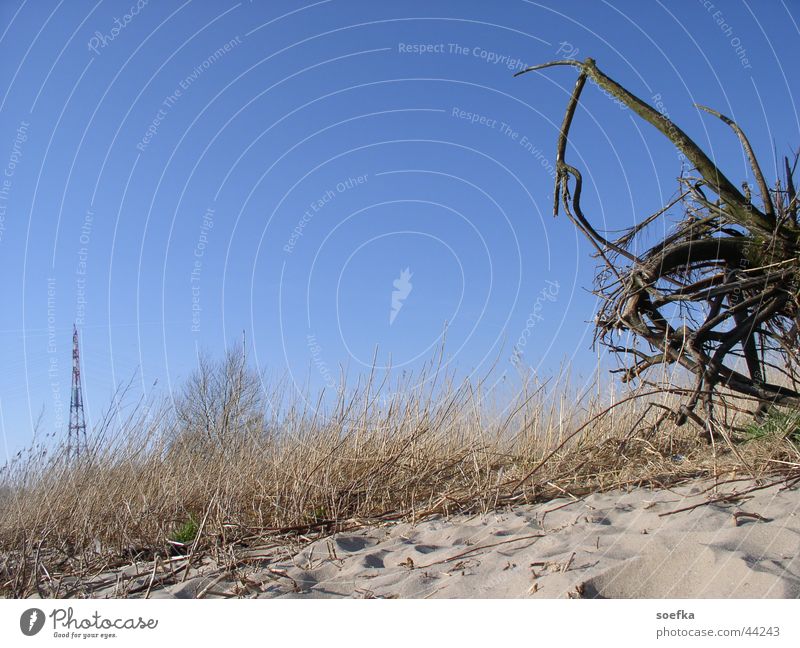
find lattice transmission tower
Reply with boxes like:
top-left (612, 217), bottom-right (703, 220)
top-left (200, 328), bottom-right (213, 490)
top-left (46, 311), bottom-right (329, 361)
top-left (68, 324), bottom-right (87, 459)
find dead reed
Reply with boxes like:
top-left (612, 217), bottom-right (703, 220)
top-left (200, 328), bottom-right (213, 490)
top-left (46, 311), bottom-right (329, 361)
top-left (0, 347), bottom-right (797, 597)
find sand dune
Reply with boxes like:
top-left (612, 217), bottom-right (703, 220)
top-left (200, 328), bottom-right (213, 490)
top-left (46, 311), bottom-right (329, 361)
top-left (83, 477), bottom-right (800, 599)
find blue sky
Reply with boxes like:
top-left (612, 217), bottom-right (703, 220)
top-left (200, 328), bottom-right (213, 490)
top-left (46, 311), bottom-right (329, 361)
top-left (0, 0), bottom-right (798, 457)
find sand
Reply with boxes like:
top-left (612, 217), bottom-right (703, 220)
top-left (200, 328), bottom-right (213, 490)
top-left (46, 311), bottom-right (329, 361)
top-left (81, 476), bottom-right (800, 598)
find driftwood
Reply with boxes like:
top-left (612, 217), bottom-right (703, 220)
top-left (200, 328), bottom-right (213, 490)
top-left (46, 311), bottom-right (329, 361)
top-left (517, 58), bottom-right (800, 439)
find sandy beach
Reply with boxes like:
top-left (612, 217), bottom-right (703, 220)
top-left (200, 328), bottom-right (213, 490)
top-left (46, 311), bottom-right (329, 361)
top-left (67, 476), bottom-right (799, 599)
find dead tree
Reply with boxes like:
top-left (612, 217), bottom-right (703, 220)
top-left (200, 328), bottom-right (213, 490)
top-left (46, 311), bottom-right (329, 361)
top-left (517, 58), bottom-right (800, 439)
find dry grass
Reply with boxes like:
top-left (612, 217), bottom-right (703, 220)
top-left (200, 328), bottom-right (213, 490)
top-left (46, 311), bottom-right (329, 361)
top-left (0, 348), bottom-right (797, 597)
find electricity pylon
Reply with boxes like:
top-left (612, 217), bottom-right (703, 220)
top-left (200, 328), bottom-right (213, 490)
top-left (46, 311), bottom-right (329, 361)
top-left (68, 324), bottom-right (87, 460)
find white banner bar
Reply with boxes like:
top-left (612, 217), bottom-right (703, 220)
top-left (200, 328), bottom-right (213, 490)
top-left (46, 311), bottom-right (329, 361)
top-left (2, 599), bottom-right (797, 647)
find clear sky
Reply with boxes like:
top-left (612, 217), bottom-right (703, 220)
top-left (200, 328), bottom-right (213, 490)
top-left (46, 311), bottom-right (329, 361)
top-left (0, 0), bottom-right (797, 458)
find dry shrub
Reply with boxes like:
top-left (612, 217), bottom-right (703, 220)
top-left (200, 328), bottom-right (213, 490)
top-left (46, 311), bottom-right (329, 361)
top-left (0, 347), bottom-right (797, 596)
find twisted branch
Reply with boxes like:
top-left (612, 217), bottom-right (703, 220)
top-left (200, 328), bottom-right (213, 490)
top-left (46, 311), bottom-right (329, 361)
top-left (517, 58), bottom-right (800, 437)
